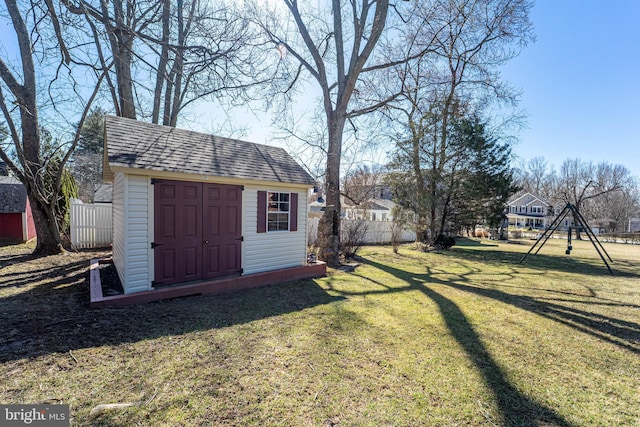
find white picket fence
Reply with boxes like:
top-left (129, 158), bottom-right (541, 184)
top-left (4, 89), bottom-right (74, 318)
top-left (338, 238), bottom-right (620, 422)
top-left (308, 217), bottom-right (416, 246)
top-left (70, 199), bottom-right (113, 249)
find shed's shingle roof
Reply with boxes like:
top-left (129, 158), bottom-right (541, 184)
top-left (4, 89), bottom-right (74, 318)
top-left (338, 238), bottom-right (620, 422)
top-left (0, 176), bottom-right (27, 213)
top-left (105, 115), bottom-right (315, 186)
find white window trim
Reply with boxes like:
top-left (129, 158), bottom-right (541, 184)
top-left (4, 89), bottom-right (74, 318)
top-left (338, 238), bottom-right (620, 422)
top-left (267, 191), bottom-right (290, 232)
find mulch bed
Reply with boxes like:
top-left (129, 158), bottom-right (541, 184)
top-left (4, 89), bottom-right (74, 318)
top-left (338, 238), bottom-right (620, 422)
top-left (98, 261), bottom-right (124, 296)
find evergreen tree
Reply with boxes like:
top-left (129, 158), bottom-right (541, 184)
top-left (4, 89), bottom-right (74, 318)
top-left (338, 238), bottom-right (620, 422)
top-left (388, 114), bottom-right (518, 245)
top-left (76, 107), bottom-right (106, 154)
top-left (71, 108), bottom-right (105, 201)
top-left (449, 117), bottom-right (519, 235)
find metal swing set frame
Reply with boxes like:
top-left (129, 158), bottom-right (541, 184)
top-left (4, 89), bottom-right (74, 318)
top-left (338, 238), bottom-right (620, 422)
top-left (518, 203), bottom-right (614, 275)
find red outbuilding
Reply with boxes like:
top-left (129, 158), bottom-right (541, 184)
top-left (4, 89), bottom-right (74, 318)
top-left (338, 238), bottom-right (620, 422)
top-left (0, 176), bottom-right (36, 243)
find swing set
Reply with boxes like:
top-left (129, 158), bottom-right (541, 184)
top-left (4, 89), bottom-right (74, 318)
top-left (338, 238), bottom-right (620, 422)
top-left (519, 203), bottom-right (614, 275)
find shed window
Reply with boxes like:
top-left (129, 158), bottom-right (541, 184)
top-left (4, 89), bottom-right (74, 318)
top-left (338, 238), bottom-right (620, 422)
top-left (268, 192), bottom-right (290, 231)
top-left (257, 191), bottom-right (298, 233)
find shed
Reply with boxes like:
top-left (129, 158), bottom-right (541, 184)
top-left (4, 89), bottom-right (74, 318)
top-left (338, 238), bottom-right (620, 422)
top-left (103, 115), bottom-right (323, 296)
top-left (0, 176), bottom-right (36, 243)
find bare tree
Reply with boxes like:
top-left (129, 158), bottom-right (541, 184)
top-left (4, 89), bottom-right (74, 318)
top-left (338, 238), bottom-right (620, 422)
top-left (61, 0), bottom-right (276, 126)
top-left (253, 0), bottom-right (426, 266)
top-left (0, 0), bottom-right (101, 254)
top-left (555, 159), bottom-right (634, 237)
top-left (556, 159), bottom-right (626, 210)
top-left (514, 156), bottom-right (555, 199)
top-left (342, 165), bottom-right (385, 206)
top-left (590, 180), bottom-right (639, 233)
top-left (385, 0), bottom-right (533, 244)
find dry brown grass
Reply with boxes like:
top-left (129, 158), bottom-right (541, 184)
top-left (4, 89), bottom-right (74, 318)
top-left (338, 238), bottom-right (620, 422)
top-left (0, 238), bottom-right (638, 426)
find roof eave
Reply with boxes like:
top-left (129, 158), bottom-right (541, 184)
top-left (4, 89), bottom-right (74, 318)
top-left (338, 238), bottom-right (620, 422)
top-left (109, 166), bottom-right (315, 189)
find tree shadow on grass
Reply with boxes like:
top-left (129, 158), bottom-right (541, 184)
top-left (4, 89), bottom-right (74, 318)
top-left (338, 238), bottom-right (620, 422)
top-left (443, 245), bottom-right (639, 278)
top-left (0, 253), bottom-right (35, 269)
top-left (354, 258), bottom-right (575, 426)
top-left (342, 255), bottom-right (638, 425)
top-left (454, 237), bottom-right (500, 247)
top-left (363, 257), bottom-right (640, 355)
top-left (0, 259), bottom-right (89, 289)
top-left (420, 286), bottom-right (572, 426)
top-left (0, 257), bottom-right (344, 363)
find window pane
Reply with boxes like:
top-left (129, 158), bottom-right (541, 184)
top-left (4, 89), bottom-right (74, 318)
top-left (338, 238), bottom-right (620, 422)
top-left (267, 208), bottom-right (289, 232)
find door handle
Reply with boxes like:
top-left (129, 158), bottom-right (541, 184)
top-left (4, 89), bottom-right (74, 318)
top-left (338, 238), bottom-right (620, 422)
top-left (204, 240), bottom-right (209, 244)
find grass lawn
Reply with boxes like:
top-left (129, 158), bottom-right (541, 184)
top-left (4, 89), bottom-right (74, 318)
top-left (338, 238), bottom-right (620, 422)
top-left (0, 238), bottom-right (639, 426)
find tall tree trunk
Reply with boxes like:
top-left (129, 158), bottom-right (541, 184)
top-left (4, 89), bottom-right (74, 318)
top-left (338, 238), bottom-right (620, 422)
top-left (318, 111), bottom-right (345, 266)
top-left (410, 121), bottom-right (428, 242)
top-left (1, 0), bottom-right (65, 255)
top-left (22, 129), bottom-right (65, 255)
top-left (109, 0), bottom-right (136, 119)
top-left (168, 0), bottom-right (185, 127)
top-left (152, 0), bottom-right (171, 124)
top-left (29, 194), bottom-right (64, 255)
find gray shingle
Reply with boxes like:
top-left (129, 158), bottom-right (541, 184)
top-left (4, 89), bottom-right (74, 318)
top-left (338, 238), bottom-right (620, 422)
top-left (0, 176), bottom-right (27, 213)
top-left (105, 116), bottom-right (315, 186)
top-left (93, 183), bottom-right (113, 203)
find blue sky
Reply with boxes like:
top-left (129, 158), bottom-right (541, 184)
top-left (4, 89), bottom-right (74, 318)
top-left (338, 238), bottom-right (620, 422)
top-left (1, 1), bottom-right (638, 178)
top-left (501, 1), bottom-right (640, 177)
top-left (231, 1), bottom-right (640, 178)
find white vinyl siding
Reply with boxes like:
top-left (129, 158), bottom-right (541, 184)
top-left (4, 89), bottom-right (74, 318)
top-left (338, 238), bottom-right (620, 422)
top-left (243, 185), bottom-right (308, 275)
top-left (112, 173), bottom-right (151, 294)
top-left (112, 173), bottom-right (126, 288)
top-left (124, 175), bottom-right (150, 293)
top-left (113, 175), bottom-right (310, 293)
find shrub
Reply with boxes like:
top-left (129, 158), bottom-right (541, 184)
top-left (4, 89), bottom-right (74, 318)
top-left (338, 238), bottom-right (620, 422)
top-left (433, 234), bottom-right (455, 250)
top-left (341, 219), bottom-right (369, 259)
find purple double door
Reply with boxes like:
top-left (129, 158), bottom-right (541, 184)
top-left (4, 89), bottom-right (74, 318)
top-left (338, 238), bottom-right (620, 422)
top-left (153, 180), bottom-right (242, 286)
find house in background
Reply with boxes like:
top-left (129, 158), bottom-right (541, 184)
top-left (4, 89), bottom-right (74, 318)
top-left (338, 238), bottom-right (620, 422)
top-left (341, 172), bottom-right (396, 221)
top-left (343, 197), bottom-right (396, 221)
top-left (0, 176), bottom-right (36, 243)
top-left (506, 192), bottom-right (553, 229)
top-left (102, 115), bottom-right (324, 298)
